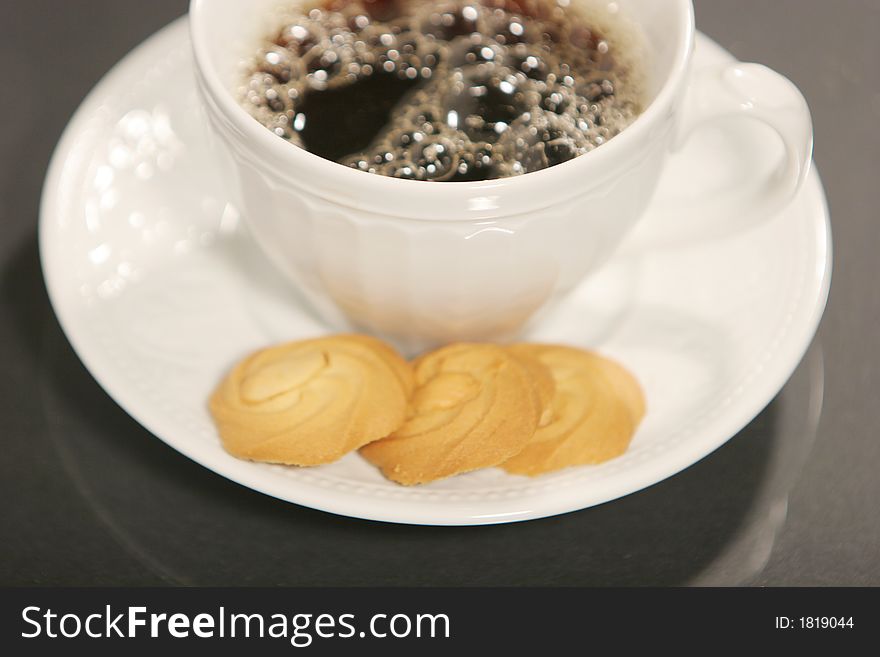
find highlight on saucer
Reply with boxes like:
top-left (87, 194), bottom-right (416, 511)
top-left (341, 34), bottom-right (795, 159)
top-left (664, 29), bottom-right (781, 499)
top-left (208, 334), bottom-right (645, 484)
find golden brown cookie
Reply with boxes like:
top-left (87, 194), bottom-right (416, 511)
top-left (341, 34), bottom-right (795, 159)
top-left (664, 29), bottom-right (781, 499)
top-left (360, 343), bottom-right (544, 485)
top-left (502, 344), bottom-right (645, 476)
top-left (209, 334), bottom-right (413, 466)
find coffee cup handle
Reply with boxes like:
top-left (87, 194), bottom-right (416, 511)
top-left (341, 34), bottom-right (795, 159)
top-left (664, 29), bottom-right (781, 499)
top-left (645, 62), bottom-right (812, 243)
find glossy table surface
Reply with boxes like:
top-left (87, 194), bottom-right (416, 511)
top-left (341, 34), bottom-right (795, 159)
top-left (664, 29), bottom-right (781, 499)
top-left (1, 0), bottom-right (877, 585)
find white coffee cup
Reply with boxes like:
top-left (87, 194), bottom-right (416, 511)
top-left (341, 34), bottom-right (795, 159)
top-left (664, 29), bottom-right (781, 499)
top-left (190, 0), bottom-right (812, 352)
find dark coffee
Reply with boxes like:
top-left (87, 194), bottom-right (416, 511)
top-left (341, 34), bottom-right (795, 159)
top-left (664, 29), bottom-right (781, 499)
top-left (240, 0), bottom-right (644, 181)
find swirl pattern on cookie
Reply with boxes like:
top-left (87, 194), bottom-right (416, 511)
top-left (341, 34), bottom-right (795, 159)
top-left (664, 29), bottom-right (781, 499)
top-left (210, 335), bottom-right (413, 466)
top-left (502, 344), bottom-right (645, 476)
top-left (510, 349), bottom-right (556, 427)
top-left (360, 342), bottom-right (546, 485)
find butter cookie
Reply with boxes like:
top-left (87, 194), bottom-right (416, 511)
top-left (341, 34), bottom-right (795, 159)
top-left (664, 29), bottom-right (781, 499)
top-left (502, 344), bottom-right (645, 476)
top-left (361, 343), bottom-right (544, 485)
top-left (210, 335), bottom-right (413, 466)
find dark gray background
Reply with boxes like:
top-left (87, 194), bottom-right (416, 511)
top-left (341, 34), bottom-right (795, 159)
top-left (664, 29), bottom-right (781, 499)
top-left (1, 0), bottom-right (877, 585)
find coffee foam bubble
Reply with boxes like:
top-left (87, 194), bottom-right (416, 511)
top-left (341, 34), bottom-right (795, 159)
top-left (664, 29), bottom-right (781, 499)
top-left (240, 0), bottom-right (646, 180)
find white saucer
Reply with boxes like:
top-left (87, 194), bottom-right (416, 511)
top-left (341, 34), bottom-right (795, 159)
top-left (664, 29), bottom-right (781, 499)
top-left (40, 18), bottom-right (831, 525)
